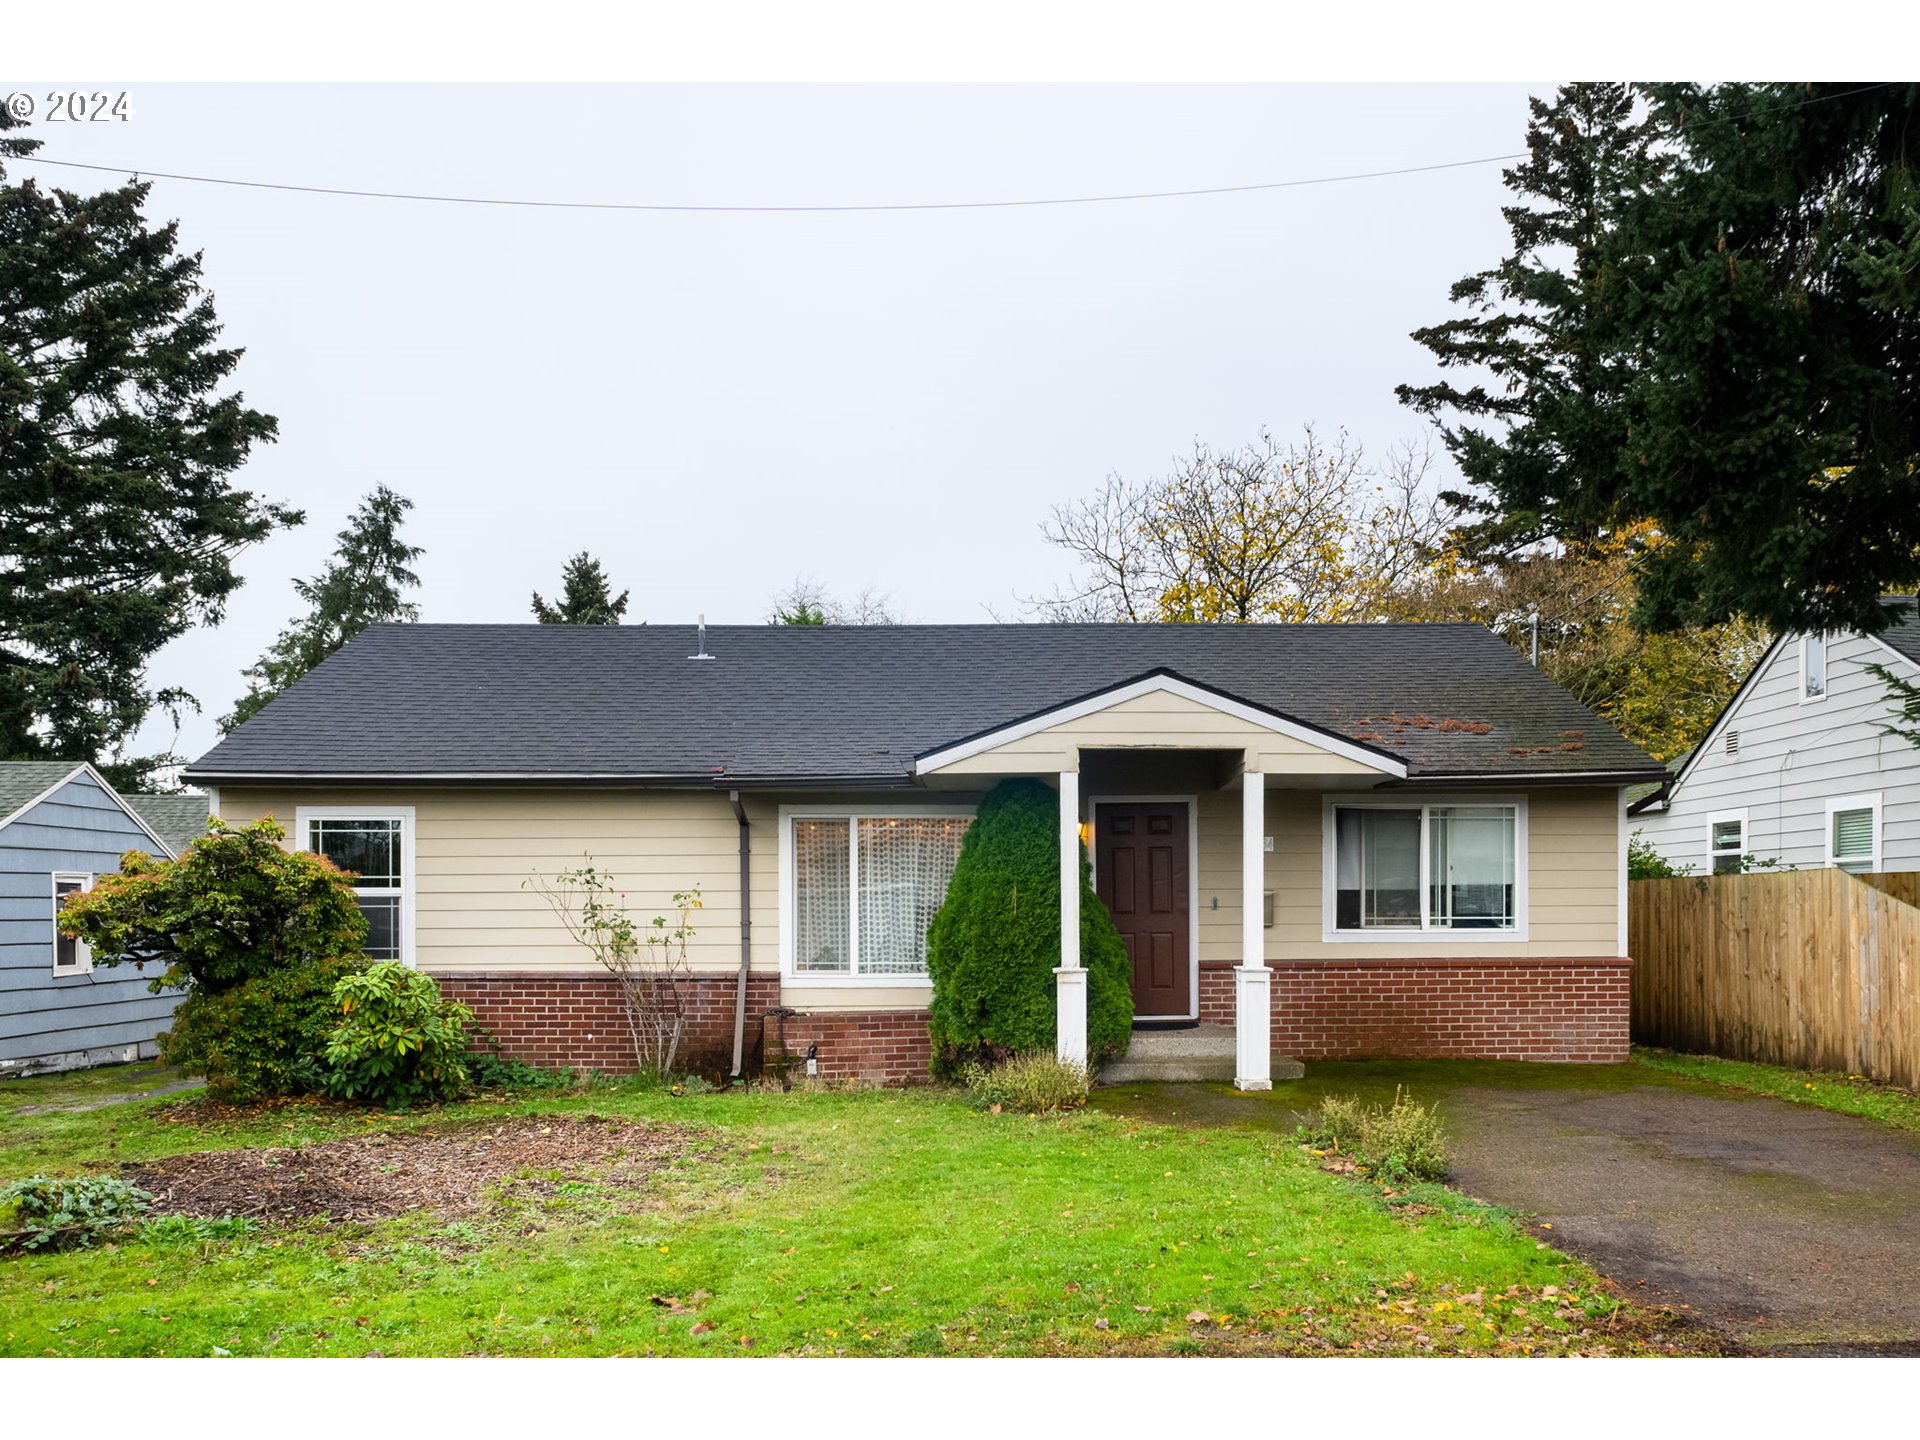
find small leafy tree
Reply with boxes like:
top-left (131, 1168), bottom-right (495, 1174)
top-left (57, 816), bottom-right (368, 994)
top-left (524, 863), bottom-right (700, 1076)
top-left (926, 778), bottom-right (1130, 1072)
top-left (322, 962), bottom-right (473, 1108)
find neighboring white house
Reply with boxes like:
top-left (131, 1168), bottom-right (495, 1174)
top-left (1633, 599), bottom-right (1920, 875)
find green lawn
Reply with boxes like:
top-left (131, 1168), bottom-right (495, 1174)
top-left (1633, 1047), bottom-right (1920, 1133)
top-left (0, 1064), bottom-right (1695, 1357)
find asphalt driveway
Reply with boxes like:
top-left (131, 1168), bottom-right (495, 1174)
top-left (1092, 1060), bottom-right (1920, 1355)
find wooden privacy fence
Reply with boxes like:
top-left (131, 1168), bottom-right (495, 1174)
top-left (1630, 869), bottom-right (1920, 1089)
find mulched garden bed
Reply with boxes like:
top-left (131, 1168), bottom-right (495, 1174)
top-left (122, 1114), bottom-right (700, 1223)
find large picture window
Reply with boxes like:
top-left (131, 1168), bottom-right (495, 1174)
top-left (298, 808), bottom-right (412, 963)
top-left (786, 810), bottom-right (972, 979)
top-left (1329, 801), bottom-right (1522, 935)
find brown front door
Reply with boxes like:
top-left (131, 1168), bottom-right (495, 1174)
top-left (1094, 801), bottom-right (1191, 1018)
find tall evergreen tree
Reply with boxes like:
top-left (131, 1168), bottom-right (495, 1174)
top-left (0, 114), bottom-right (292, 786)
top-left (531, 552), bottom-right (630, 624)
top-left (221, 488), bottom-right (422, 730)
top-left (1397, 83), bottom-right (1661, 555)
top-left (1617, 82), bottom-right (1920, 635)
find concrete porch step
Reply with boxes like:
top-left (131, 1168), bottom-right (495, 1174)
top-left (1097, 1024), bottom-right (1305, 1084)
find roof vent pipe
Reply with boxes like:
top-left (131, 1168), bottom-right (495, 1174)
top-left (689, 614), bottom-right (715, 661)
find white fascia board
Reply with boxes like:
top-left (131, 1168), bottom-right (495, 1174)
top-left (911, 673), bottom-right (1408, 778)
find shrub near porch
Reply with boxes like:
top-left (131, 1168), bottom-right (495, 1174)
top-left (0, 1072), bottom-right (1702, 1356)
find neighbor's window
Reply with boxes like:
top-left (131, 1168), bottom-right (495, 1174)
top-left (1827, 796), bottom-right (1880, 873)
top-left (1803, 632), bottom-right (1828, 699)
top-left (1332, 803), bottom-right (1518, 932)
top-left (791, 813), bottom-right (971, 976)
top-left (1708, 812), bottom-right (1748, 875)
top-left (52, 872), bottom-right (93, 975)
top-left (305, 815), bottom-right (407, 961)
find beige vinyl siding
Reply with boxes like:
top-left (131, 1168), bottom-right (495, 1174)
top-left (925, 690), bottom-right (1382, 777)
top-left (219, 778), bottom-right (1621, 1009)
top-left (217, 787), bottom-right (975, 1011)
top-left (1187, 785), bottom-right (1621, 962)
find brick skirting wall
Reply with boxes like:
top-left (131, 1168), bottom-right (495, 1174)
top-left (1199, 957), bottom-right (1632, 1063)
top-left (434, 973), bottom-right (933, 1086)
top-left (437, 957), bottom-right (1629, 1084)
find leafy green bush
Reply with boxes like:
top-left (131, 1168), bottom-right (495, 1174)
top-left (1299, 1087), bottom-right (1448, 1183)
top-left (322, 962), bottom-right (474, 1109)
top-left (1, 1175), bottom-right (153, 1251)
top-left (959, 1052), bottom-right (1090, 1114)
top-left (1627, 832), bottom-right (1692, 879)
top-left (465, 1050), bottom-right (577, 1092)
top-left (926, 778), bottom-right (1131, 1073)
top-left (57, 816), bottom-right (370, 994)
top-left (161, 954), bottom-right (366, 1101)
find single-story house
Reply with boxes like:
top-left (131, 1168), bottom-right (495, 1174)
top-left (1632, 598), bottom-right (1920, 875)
top-left (0, 763), bottom-right (206, 1078)
top-left (183, 622), bottom-right (1663, 1088)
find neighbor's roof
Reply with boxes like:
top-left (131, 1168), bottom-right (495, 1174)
top-left (185, 623), bottom-right (1662, 787)
top-left (0, 760), bottom-right (178, 854)
top-left (1871, 596), bottom-right (1920, 667)
top-left (0, 761), bottom-right (93, 823)
top-left (124, 793), bottom-right (210, 855)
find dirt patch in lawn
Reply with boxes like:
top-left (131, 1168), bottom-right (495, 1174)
top-left (123, 1113), bottom-right (700, 1222)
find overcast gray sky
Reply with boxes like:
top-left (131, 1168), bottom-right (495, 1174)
top-left (14, 83), bottom-right (1546, 767)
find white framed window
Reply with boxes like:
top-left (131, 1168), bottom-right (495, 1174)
top-left (779, 806), bottom-right (973, 984)
top-left (1825, 793), bottom-right (1881, 873)
top-left (295, 806), bottom-right (415, 964)
top-left (1321, 796), bottom-right (1527, 941)
top-left (1707, 809), bottom-right (1749, 875)
top-left (52, 872), bottom-right (94, 976)
top-left (1801, 632), bottom-right (1829, 701)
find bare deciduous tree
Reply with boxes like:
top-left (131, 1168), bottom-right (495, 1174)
top-left (768, 575), bottom-right (901, 625)
top-left (523, 862), bottom-right (701, 1076)
top-left (1027, 428), bottom-right (1458, 624)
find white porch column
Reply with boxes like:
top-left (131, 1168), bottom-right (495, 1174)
top-left (1235, 769), bottom-right (1272, 1091)
top-left (1055, 769), bottom-right (1087, 1067)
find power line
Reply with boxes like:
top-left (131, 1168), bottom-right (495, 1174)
top-left (8, 150), bottom-right (1530, 214)
top-left (6, 83), bottom-right (1892, 216)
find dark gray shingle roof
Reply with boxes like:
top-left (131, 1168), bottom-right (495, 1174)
top-left (185, 623), bottom-right (1662, 785)
top-left (1873, 597), bottom-right (1920, 667)
top-left (124, 793), bottom-right (211, 855)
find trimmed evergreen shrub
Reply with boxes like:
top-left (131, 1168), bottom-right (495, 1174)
top-left (926, 777), bottom-right (1131, 1073)
top-left (160, 954), bottom-right (366, 1102)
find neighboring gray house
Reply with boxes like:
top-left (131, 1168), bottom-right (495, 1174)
top-left (1632, 599), bottom-right (1920, 875)
top-left (0, 763), bottom-right (206, 1078)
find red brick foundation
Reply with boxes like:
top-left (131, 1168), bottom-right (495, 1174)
top-left (1199, 957), bottom-right (1631, 1063)
top-left (434, 972), bottom-right (932, 1085)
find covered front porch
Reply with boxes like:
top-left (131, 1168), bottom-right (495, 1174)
top-left (911, 672), bottom-right (1411, 1090)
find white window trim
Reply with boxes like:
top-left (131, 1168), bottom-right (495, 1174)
top-left (1825, 792), bottom-right (1882, 872)
top-left (1320, 794), bottom-right (1529, 943)
top-left (778, 804), bottom-right (974, 987)
top-left (1088, 794), bottom-right (1200, 1023)
top-left (1800, 632), bottom-right (1830, 704)
top-left (51, 871), bottom-right (94, 976)
top-left (294, 805), bottom-right (416, 967)
top-left (1707, 807), bottom-right (1750, 874)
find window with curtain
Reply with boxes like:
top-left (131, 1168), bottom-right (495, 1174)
top-left (1830, 805), bottom-right (1876, 872)
top-left (790, 813), bottom-right (971, 976)
top-left (1333, 803), bottom-right (1519, 932)
top-left (306, 816), bottom-right (406, 960)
